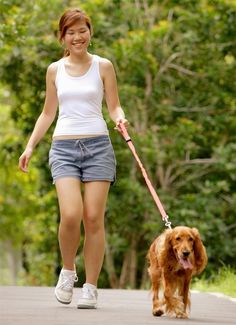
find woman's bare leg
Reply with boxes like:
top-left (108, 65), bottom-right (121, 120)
top-left (82, 181), bottom-right (110, 285)
top-left (55, 177), bottom-right (83, 271)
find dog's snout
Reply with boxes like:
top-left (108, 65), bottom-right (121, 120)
top-left (183, 251), bottom-right (190, 257)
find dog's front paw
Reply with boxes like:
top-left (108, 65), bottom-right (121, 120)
top-left (152, 308), bottom-right (164, 317)
top-left (176, 311), bottom-right (188, 319)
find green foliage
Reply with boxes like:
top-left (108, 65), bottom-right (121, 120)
top-left (0, 0), bottom-right (236, 287)
top-left (193, 266), bottom-right (236, 297)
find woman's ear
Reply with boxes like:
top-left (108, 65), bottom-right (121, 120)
top-left (191, 228), bottom-right (208, 274)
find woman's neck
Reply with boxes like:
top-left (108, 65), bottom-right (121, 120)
top-left (67, 52), bottom-right (92, 64)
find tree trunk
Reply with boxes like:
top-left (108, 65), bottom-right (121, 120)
top-left (119, 251), bottom-right (130, 288)
top-left (140, 258), bottom-right (150, 289)
top-left (104, 240), bottom-right (119, 288)
top-left (128, 234), bottom-right (138, 288)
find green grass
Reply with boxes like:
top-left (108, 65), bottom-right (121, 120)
top-left (193, 267), bottom-right (236, 298)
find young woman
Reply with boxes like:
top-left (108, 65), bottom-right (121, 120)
top-left (19, 8), bottom-right (128, 309)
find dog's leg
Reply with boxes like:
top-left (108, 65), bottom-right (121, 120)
top-left (150, 268), bottom-right (164, 316)
top-left (177, 276), bottom-right (191, 318)
top-left (163, 274), bottom-right (185, 318)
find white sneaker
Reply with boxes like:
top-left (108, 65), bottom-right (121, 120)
top-left (77, 283), bottom-right (98, 309)
top-left (55, 269), bottom-right (78, 304)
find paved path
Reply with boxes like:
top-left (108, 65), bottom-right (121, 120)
top-left (0, 287), bottom-right (235, 325)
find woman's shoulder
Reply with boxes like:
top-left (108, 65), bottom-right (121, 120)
top-left (47, 59), bottom-right (63, 73)
top-left (96, 55), bottom-right (112, 66)
top-left (46, 59), bottom-right (64, 81)
top-left (95, 55), bottom-right (114, 76)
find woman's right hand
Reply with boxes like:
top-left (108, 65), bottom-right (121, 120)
top-left (18, 147), bottom-right (33, 173)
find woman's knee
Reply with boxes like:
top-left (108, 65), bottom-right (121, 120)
top-left (83, 213), bottom-right (104, 233)
top-left (60, 211), bottom-right (81, 229)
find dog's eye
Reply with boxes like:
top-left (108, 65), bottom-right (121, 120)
top-left (176, 237), bottom-right (181, 241)
top-left (189, 237), bottom-right (194, 241)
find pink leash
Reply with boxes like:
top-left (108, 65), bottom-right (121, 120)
top-left (117, 122), bottom-right (172, 229)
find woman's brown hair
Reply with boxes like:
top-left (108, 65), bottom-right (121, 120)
top-left (58, 8), bottom-right (93, 57)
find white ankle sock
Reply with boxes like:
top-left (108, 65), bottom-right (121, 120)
top-left (62, 269), bottom-right (76, 275)
top-left (84, 283), bottom-right (97, 289)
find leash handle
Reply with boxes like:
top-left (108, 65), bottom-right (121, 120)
top-left (116, 122), bottom-right (131, 142)
top-left (117, 122), bottom-right (172, 228)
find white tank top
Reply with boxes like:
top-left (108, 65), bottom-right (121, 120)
top-left (53, 54), bottom-right (108, 137)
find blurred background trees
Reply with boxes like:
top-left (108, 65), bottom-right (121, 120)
top-left (0, 0), bottom-right (236, 288)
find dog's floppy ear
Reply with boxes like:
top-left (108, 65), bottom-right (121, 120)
top-left (158, 229), bottom-right (173, 266)
top-left (191, 228), bottom-right (208, 274)
top-left (164, 229), bottom-right (173, 249)
top-left (164, 229), bottom-right (175, 256)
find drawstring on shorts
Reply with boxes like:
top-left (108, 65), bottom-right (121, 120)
top-left (74, 139), bottom-right (93, 160)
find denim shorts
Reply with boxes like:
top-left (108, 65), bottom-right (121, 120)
top-left (48, 135), bottom-right (116, 184)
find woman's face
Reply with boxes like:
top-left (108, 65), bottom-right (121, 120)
top-left (63, 20), bottom-right (91, 55)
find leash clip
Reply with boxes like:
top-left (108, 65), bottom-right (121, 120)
top-left (163, 215), bottom-right (172, 229)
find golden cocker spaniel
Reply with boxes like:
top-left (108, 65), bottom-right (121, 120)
top-left (147, 226), bottom-right (208, 318)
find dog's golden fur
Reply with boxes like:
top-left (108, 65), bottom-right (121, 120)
top-left (147, 226), bottom-right (207, 318)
